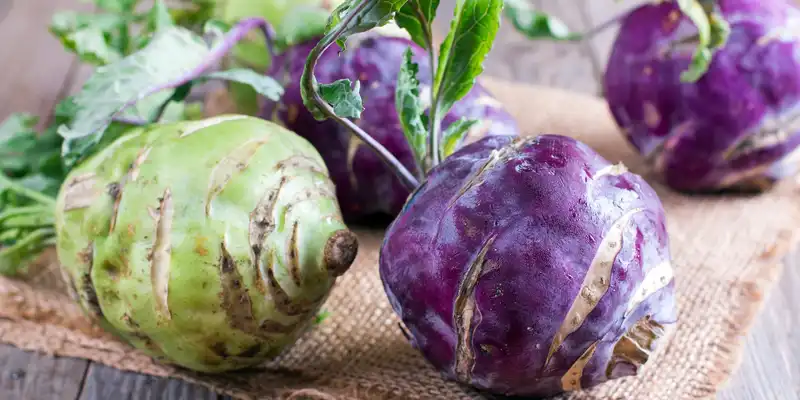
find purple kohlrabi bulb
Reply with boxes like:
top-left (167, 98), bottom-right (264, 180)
top-left (379, 134), bottom-right (677, 397)
top-left (604, 0), bottom-right (800, 192)
top-left (262, 32), bottom-right (520, 221)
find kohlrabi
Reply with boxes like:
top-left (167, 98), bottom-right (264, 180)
top-left (604, 0), bottom-right (800, 193)
top-left (300, 0), bottom-right (677, 396)
top-left (262, 32), bottom-right (519, 220)
top-left (2, 16), bottom-right (357, 372)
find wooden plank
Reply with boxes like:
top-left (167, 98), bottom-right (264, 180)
top-left (717, 250), bottom-right (800, 400)
top-left (0, 0), bottom-right (90, 124)
top-left (78, 364), bottom-right (223, 400)
top-left (0, 344), bottom-right (89, 400)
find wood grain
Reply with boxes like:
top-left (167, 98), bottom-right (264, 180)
top-left (0, 0), bottom-right (91, 128)
top-left (717, 251), bottom-right (800, 400)
top-left (0, 344), bottom-right (89, 400)
top-left (78, 364), bottom-right (222, 400)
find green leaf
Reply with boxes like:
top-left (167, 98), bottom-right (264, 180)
top-left (57, 26), bottom-right (210, 166)
top-left (0, 228), bottom-right (55, 277)
top-left (302, 0), bottom-right (407, 120)
top-left (433, 0), bottom-right (502, 122)
top-left (0, 114), bottom-right (40, 175)
top-left (183, 102), bottom-right (206, 121)
top-left (227, 81), bottom-right (262, 116)
top-left (201, 69), bottom-right (284, 101)
top-left (57, 18), bottom-right (284, 166)
top-left (50, 11), bottom-right (129, 65)
top-left (147, 0), bottom-right (175, 33)
top-left (440, 118), bottom-right (477, 159)
top-left (395, 48), bottom-right (427, 168)
top-left (395, 0), bottom-right (440, 49)
top-left (95, 0), bottom-right (139, 13)
top-left (324, 0), bottom-right (408, 50)
top-left (503, 0), bottom-right (579, 41)
top-left (319, 79), bottom-right (363, 119)
top-left (168, 0), bottom-right (217, 31)
top-left (50, 11), bottom-right (125, 34)
top-left (68, 27), bottom-right (124, 65)
top-left (676, 0), bottom-right (730, 82)
top-left (0, 114), bottom-right (38, 143)
top-left (314, 309), bottom-right (331, 325)
top-left (275, 6), bottom-right (335, 50)
top-left (708, 13), bottom-right (730, 49)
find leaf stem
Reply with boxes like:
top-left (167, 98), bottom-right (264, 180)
top-left (0, 206), bottom-right (53, 224)
top-left (410, 5), bottom-right (439, 173)
top-left (301, 1), bottom-right (420, 191)
top-left (0, 228), bottom-right (55, 275)
top-left (0, 174), bottom-right (57, 207)
top-left (112, 116), bottom-right (149, 125)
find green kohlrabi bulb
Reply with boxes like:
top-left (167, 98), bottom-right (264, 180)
top-left (54, 115), bottom-right (358, 372)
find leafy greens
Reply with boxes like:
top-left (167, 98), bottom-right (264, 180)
top-left (0, 11), bottom-right (285, 276)
top-left (301, 0), bottom-right (503, 188)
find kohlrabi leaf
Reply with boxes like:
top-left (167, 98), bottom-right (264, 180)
top-left (201, 69), bottom-right (284, 101)
top-left (302, 0), bottom-right (407, 120)
top-left (433, 0), bottom-right (502, 118)
top-left (503, 0), bottom-right (579, 41)
top-left (677, 0), bottom-right (730, 82)
top-left (168, 0), bottom-right (217, 31)
top-left (58, 18), bottom-right (280, 167)
top-left (440, 118), bottom-right (477, 159)
top-left (325, 0), bottom-right (408, 50)
top-left (50, 12), bottom-right (129, 65)
top-left (395, 48), bottom-right (427, 169)
top-left (69, 28), bottom-right (124, 65)
top-left (95, 0), bottom-right (139, 13)
top-left (427, 0), bottom-right (501, 166)
top-left (395, 0), bottom-right (440, 49)
top-left (0, 114), bottom-right (38, 144)
top-left (274, 6), bottom-right (334, 50)
top-left (319, 79), bottom-right (364, 119)
top-left (50, 10), bottom-right (126, 35)
top-left (57, 26), bottom-right (208, 165)
top-left (0, 114), bottom-right (39, 175)
top-left (147, 0), bottom-right (175, 32)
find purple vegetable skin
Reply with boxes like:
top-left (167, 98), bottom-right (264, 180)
top-left (262, 33), bottom-right (520, 220)
top-left (380, 135), bottom-right (676, 396)
top-left (604, 0), bottom-right (800, 192)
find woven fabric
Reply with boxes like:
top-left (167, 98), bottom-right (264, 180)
top-left (1, 77), bottom-right (797, 400)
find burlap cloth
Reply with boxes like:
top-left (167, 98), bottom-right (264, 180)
top-left (1, 77), bottom-right (799, 400)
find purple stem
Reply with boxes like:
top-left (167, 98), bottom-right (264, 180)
top-left (301, 2), bottom-right (420, 191)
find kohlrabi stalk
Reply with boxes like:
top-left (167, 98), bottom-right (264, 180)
top-left (301, 0), bottom-right (502, 187)
top-left (0, 173), bottom-right (57, 276)
top-left (300, 0), bottom-right (420, 190)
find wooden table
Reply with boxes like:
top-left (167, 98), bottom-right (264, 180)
top-left (0, 0), bottom-right (797, 399)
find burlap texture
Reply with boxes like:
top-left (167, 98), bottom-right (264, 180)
top-left (1, 77), bottom-right (798, 400)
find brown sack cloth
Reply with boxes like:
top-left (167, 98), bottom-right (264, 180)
top-left (1, 77), bottom-right (798, 400)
